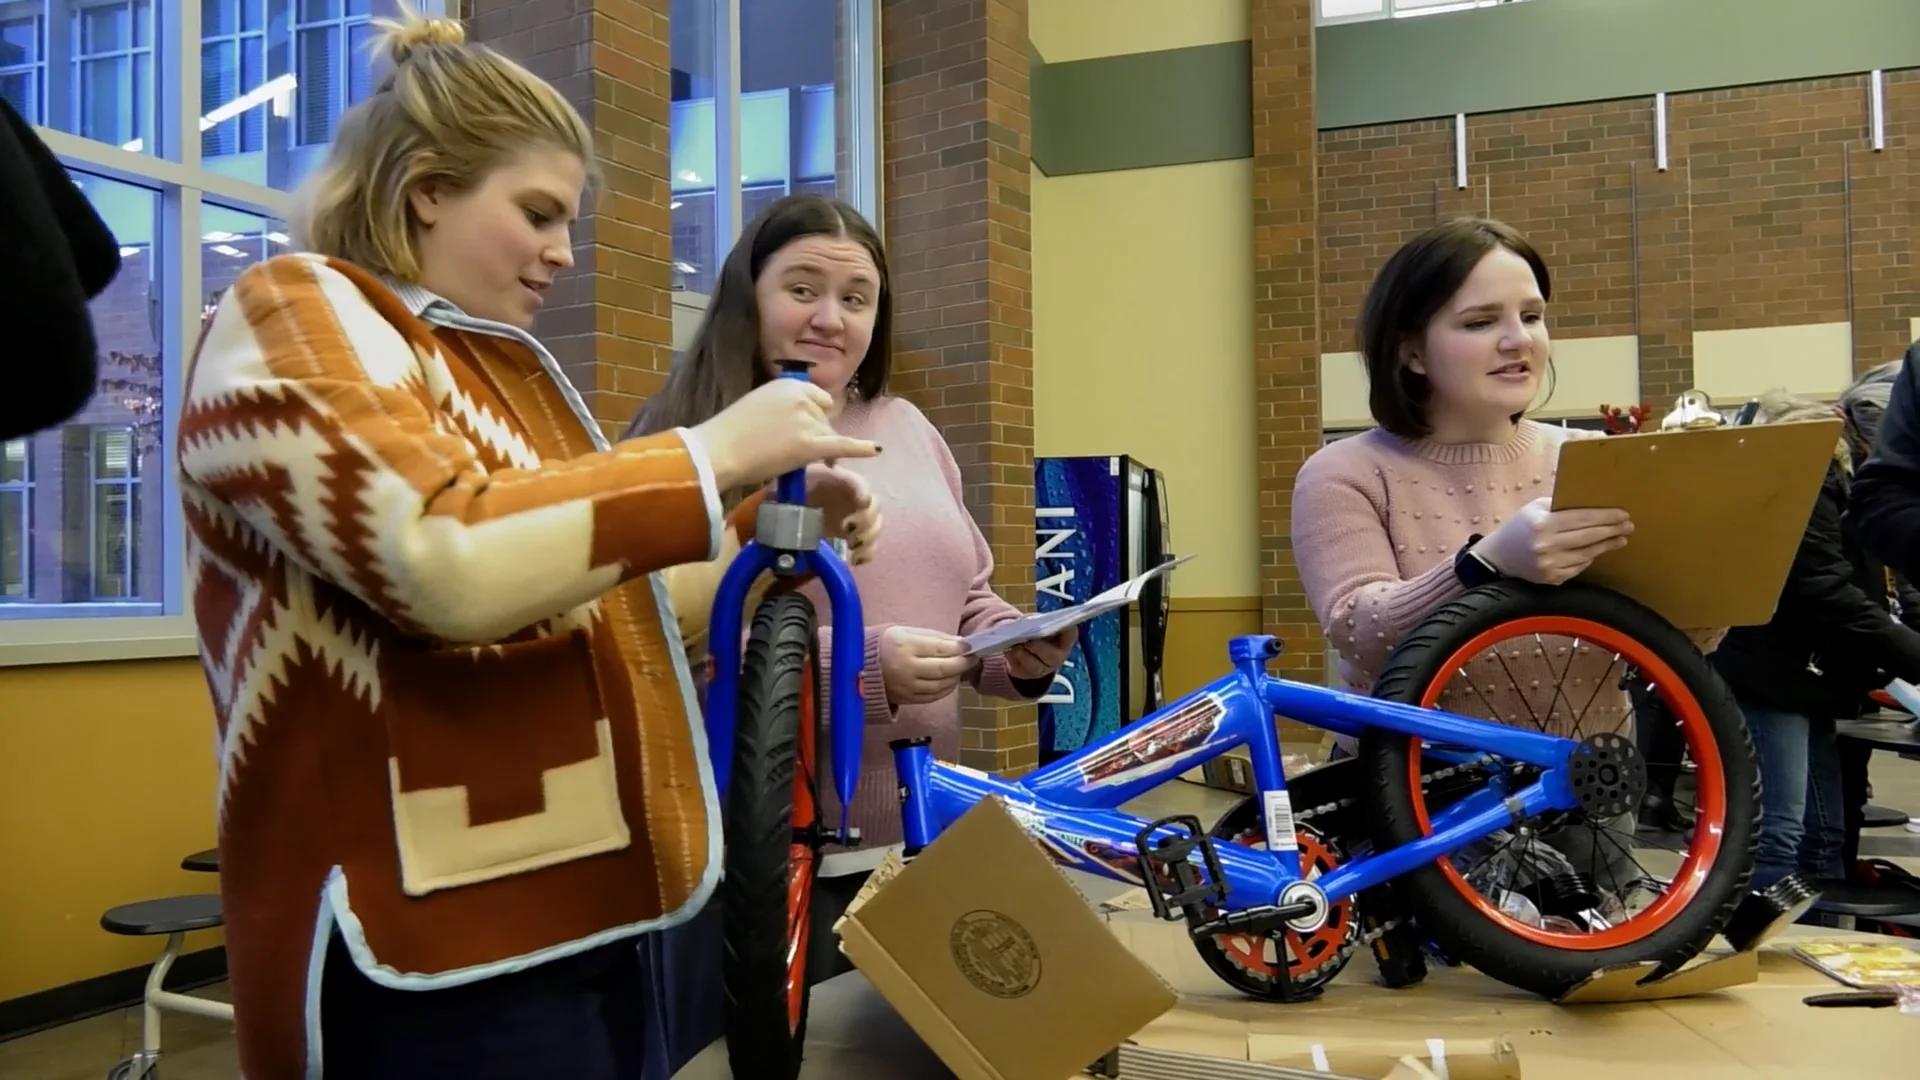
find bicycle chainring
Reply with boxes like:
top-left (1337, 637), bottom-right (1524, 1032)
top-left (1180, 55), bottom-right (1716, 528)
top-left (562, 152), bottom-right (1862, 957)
top-left (1208, 820), bottom-right (1359, 996)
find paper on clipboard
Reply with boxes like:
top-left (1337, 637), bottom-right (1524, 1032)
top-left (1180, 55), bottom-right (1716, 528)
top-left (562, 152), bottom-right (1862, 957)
top-left (1550, 419), bottom-right (1841, 629)
top-left (960, 554), bottom-right (1194, 658)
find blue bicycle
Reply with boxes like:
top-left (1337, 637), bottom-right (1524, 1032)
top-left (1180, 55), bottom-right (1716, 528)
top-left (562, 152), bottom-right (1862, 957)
top-left (706, 365), bottom-right (1759, 1078)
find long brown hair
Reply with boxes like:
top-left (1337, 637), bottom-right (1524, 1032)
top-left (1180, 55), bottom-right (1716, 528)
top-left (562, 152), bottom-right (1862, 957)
top-left (627, 194), bottom-right (891, 443)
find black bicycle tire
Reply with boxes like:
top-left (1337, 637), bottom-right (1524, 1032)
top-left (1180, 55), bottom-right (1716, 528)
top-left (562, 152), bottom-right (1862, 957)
top-left (721, 591), bottom-right (821, 1079)
top-left (1359, 580), bottom-right (1758, 1000)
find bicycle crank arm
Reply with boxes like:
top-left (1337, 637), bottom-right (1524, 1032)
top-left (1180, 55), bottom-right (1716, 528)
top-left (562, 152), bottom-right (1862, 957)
top-left (1188, 900), bottom-right (1322, 940)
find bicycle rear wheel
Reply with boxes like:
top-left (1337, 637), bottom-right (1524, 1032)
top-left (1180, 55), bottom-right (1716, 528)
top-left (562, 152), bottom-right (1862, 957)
top-left (1360, 580), bottom-right (1757, 999)
top-left (721, 591), bottom-right (823, 1079)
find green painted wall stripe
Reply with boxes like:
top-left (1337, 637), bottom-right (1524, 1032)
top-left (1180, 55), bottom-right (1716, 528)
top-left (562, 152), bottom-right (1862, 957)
top-left (1031, 40), bottom-right (1251, 177)
top-left (1319, 0), bottom-right (1920, 131)
top-left (1029, 0), bottom-right (1920, 176)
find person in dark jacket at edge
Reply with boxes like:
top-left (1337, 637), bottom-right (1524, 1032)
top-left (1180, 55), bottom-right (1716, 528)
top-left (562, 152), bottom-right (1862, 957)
top-left (1855, 343), bottom-right (1920, 600)
top-left (1709, 382), bottom-right (1920, 903)
top-left (0, 97), bottom-right (122, 441)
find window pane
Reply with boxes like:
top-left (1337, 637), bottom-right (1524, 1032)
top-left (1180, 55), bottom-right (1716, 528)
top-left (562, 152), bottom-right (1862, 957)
top-left (200, 0), bottom-right (396, 191)
top-left (1320, 0), bottom-right (1386, 16)
top-left (670, 0), bottom-right (721, 295)
top-left (202, 202), bottom-right (290, 316)
top-left (742, 0), bottom-right (851, 211)
top-left (16, 0), bottom-right (161, 155)
top-left (0, 172), bottom-right (168, 620)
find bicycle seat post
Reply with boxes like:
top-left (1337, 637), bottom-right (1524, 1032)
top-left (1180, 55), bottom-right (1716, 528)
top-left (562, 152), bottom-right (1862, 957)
top-left (758, 359), bottom-right (823, 576)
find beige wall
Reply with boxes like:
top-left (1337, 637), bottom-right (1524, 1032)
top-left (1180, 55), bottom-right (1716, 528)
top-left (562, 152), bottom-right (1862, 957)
top-left (1032, 157), bottom-right (1260, 601)
top-left (1029, 0), bottom-right (1248, 61)
top-left (0, 660), bottom-right (223, 1000)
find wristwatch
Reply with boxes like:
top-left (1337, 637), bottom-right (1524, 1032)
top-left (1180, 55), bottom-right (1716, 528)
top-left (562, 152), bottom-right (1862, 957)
top-left (1453, 534), bottom-right (1501, 588)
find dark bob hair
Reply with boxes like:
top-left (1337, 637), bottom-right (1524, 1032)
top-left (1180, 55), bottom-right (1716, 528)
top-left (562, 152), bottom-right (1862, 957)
top-left (1358, 216), bottom-right (1553, 438)
top-left (626, 193), bottom-right (891, 445)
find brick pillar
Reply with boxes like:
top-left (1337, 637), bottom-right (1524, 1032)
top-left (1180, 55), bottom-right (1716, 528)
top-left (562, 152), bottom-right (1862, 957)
top-left (1250, 0), bottom-right (1324, 682)
top-left (467, 0), bottom-right (676, 441)
top-left (881, 0), bottom-right (1038, 776)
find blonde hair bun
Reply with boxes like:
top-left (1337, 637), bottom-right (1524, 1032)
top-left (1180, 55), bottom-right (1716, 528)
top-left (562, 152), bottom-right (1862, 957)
top-left (374, 9), bottom-right (468, 66)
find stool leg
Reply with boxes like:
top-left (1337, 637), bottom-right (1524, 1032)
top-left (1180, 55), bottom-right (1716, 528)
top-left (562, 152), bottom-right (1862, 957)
top-left (142, 932), bottom-right (185, 1058)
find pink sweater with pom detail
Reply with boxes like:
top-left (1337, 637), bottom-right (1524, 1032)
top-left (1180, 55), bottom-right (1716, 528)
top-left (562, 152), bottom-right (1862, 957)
top-left (1290, 421), bottom-right (1637, 742)
top-left (794, 393), bottom-right (1047, 871)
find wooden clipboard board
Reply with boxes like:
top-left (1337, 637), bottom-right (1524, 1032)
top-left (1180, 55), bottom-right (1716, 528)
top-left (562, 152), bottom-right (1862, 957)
top-left (1550, 418), bottom-right (1843, 629)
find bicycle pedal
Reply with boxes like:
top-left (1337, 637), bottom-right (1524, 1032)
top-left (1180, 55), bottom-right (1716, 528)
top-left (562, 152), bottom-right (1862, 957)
top-left (1133, 815), bottom-right (1228, 922)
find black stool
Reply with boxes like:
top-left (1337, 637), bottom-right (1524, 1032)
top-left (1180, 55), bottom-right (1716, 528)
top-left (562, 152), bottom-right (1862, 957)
top-left (1861, 804), bottom-right (1911, 829)
top-left (99, 895), bottom-right (234, 1079)
top-left (1806, 881), bottom-right (1920, 932)
top-left (180, 848), bottom-right (220, 873)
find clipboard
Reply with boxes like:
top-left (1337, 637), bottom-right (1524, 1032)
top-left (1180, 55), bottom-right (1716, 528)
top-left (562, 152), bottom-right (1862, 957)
top-left (1550, 418), bottom-right (1843, 628)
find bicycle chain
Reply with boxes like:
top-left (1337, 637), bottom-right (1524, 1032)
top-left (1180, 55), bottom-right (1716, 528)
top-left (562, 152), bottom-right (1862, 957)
top-left (1261, 755), bottom-right (1495, 956)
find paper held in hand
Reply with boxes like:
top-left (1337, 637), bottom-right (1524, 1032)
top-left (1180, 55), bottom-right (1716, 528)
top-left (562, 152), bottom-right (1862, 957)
top-left (959, 554), bottom-right (1194, 658)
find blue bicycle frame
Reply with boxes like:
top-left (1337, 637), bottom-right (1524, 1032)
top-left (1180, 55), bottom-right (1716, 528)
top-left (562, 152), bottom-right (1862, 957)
top-left (893, 634), bottom-right (1584, 913)
top-left (704, 361), bottom-right (868, 843)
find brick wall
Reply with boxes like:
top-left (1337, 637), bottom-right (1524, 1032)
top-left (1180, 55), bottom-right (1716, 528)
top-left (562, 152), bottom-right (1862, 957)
top-left (1318, 70), bottom-right (1920, 409)
top-left (1251, 0), bottom-right (1324, 683)
top-left (469, 0), bottom-right (676, 441)
top-left (881, 0), bottom-right (1039, 776)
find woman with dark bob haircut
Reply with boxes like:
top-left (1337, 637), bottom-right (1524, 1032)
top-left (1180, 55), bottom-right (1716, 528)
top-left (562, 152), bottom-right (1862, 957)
top-left (1291, 216), bottom-right (1652, 886)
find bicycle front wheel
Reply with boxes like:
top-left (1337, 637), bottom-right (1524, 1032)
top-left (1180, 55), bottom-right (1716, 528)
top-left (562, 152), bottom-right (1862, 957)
top-left (721, 591), bottom-right (823, 1079)
top-left (1360, 580), bottom-right (1757, 1000)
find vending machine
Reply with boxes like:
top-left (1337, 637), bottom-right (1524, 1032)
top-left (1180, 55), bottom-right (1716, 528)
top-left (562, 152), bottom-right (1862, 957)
top-left (1032, 455), bottom-right (1173, 765)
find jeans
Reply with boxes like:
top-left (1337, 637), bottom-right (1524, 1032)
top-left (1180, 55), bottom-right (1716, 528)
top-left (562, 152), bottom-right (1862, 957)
top-left (1739, 698), bottom-right (1848, 889)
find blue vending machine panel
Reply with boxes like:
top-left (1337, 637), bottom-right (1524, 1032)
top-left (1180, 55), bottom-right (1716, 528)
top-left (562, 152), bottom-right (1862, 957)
top-left (1033, 456), bottom-right (1126, 762)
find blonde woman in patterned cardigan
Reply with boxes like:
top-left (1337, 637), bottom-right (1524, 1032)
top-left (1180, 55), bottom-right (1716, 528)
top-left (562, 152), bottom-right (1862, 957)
top-left (175, 12), bottom-right (881, 1079)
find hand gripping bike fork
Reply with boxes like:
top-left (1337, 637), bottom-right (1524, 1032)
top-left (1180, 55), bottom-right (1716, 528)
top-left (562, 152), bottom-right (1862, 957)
top-left (704, 359), bottom-right (869, 846)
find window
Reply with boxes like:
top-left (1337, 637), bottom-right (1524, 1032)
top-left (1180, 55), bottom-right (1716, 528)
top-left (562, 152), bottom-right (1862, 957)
top-left (0, 441), bottom-right (30, 600)
top-left (87, 426), bottom-right (141, 599)
top-left (0, 0), bottom-right (434, 664)
top-left (2, 0), bottom-right (385, 188)
top-left (669, 0), bottom-right (882, 296)
top-left (1317, 0), bottom-right (1532, 23)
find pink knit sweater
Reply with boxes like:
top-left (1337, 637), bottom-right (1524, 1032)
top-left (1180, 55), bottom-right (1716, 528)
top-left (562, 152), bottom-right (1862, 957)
top-left (795, 394), bottom-right (1043, 870)
top-left (1291, 421), bottom-right (1633, 741)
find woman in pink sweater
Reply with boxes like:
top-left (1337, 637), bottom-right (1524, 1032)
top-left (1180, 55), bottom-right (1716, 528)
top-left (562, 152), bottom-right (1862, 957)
top-left (627, 194), bottom-right (1073, 1074)
top-left (1292, 218), bottom-right (1643, 892)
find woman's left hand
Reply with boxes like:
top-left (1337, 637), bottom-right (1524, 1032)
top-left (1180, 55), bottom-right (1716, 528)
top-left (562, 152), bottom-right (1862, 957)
top-left (1006, 625), bottom-right (1077, 680)
top-left (805, 463), bottom-right (882, 564)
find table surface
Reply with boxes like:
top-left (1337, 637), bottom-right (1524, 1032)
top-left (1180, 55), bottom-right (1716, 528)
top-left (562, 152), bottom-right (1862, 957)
top-left (1836, 713), bottom-right (1920, 755)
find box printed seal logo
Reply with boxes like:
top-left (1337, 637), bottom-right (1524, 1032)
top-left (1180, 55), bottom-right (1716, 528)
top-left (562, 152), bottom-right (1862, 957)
top-left (949, 909), bottom-right (1042, 998)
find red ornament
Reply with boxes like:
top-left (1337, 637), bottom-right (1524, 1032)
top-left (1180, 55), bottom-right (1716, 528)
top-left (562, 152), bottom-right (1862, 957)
top-left (1597, 404), bottom-right (1653, 435)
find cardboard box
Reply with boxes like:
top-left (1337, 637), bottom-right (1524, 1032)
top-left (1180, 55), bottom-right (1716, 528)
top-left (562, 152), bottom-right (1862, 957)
top-left (1101, 907), bottom-right (1919, 1079)
top-left (833, 797), bottom-right (1180, 1080)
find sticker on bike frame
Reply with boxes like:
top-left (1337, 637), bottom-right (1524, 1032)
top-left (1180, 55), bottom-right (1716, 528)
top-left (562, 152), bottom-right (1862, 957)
top-left (1263, 789), bottom-right (1297, 851)
top-left (1072, 692), bottom-right (1229, 790)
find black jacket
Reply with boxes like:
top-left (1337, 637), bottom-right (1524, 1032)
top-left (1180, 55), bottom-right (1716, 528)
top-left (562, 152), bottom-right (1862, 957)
top-left (1712, 460), bottom-right (1920, 720)
top-left (1854, 343), bottom-right (1920, 588)
top-left (0, 97), bottom-right (122, 441)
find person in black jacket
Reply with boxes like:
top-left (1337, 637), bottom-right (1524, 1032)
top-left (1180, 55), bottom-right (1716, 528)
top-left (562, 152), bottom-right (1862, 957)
top-left (1711, 386), bottom-right (1920, 891)
top-left (0, 96), bottom-right (122, 441)
top-left (1853, 344), bottom-right (1920, 589)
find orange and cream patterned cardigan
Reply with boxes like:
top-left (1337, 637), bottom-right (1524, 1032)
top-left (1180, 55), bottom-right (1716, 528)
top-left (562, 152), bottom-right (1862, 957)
top-left (177, 253), bottom-right (761, 1079)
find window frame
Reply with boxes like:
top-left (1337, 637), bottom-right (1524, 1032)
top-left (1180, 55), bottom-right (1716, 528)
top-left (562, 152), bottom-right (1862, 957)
top-left (0, 440), bottom-right (32, 603)
top-left (675, 0), bottom-right (884, 310)
top-left (1315, 0), bottom-right (1531, 26)
top-left (0, 0), bottom-right (432, 667)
